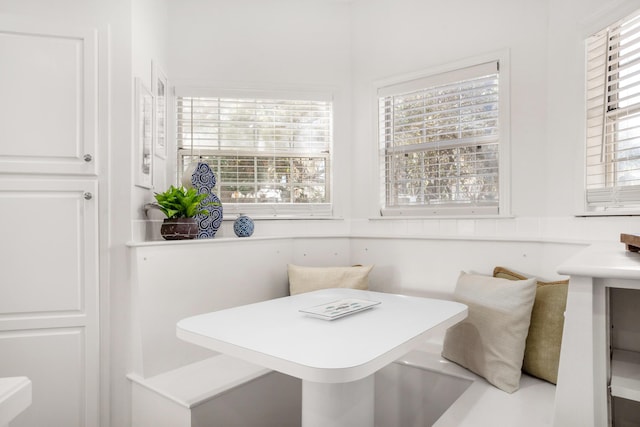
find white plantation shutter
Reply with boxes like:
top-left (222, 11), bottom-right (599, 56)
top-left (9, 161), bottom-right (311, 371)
top-left (176, 93), bottom-right (332, 217)
top-left (586, 9), bottom-right (640, 210)
top-left (378, 61), bottom-right (500, 216)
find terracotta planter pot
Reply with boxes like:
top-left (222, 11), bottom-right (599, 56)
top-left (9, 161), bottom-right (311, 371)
top-left (160, 218), bottom-right (198, 240)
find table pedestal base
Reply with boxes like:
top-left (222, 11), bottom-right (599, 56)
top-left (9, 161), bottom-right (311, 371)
top-left (302, 375), bottom-right (374, 427)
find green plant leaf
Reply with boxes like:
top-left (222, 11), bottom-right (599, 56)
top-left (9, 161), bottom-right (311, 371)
top-left (153, 185), bottom-right (218, 219)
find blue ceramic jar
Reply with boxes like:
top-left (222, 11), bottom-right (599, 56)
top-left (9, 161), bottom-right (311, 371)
top-left (233, 215), bottom-right (254, 237)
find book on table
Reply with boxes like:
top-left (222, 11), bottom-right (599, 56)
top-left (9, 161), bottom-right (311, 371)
top-left (299, 298), bottom-right (381, 320)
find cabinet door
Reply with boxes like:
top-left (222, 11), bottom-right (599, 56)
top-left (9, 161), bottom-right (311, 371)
top-left (0, 178), bottom-right (99, 427)
top-left (0, 17), bottom-right (97, 175)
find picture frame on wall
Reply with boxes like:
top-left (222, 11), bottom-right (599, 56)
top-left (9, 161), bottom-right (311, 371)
top-left (152, 62), bottom-right (168, 159)
top-left (135, 77), bottom-right (154, 189)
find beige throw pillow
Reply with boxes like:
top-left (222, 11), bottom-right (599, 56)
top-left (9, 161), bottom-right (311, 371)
top-left (442, 272), bottom-right (537, 393)
top-left (493, 266), bottom-right (569, 384)
top-left (287, 264), bottom-right (374, 295)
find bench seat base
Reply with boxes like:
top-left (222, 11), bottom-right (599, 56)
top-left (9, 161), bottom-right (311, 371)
top-left (128, 355), bottom-right (301, 427)
top-left (128, 345), bottom-right (555, 427)
top-left (386, 344), bottom-right (556, 427)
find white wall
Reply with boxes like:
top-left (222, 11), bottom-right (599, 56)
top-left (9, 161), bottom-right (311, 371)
top-left (128, 235), bottom-right (585, 385)
top-left (164, 0), bottom-right (353, 237)
top-left (353, 237), bottom-right (583, 297)
top-left (545, 0), bottom-right (640, 215)
top-left (348, 0), bottom-right (640, 243)
top-left (130, 237), bottom-right (586, 423)
top-left (350, 0), bottom-right (549, 218)
top-left (130, 237), bottom-right (353, 378)
top-left (159, 0), bottom-right (640, 244)
top-left (131, 0), bottom-right (170, 241)
top-left (542, 0), bottom-right (639, 240)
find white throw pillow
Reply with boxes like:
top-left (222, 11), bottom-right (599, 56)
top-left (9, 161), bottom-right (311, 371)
top-left (287, 264), bottom-right (374, 295)
top-left (442, 271), bottom-right (537, 393)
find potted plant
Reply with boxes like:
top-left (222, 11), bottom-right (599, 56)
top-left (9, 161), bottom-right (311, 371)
top-left (153, 185), bottom-right (218, 240)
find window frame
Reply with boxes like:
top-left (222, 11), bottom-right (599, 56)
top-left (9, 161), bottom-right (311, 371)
top-left (174, 86), bottom-right (334, 218)
top-left (373, 51), bottom-right (511, 218)
top-left (584, 8), bottom-right (640, 215)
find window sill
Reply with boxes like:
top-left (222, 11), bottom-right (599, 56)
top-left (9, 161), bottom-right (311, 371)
top-left (575, 210), bottom-right (640, 217)
top-left (370, 214), bottom-right (514, 220)
top-left (222, 215), bottom-right (343, 221)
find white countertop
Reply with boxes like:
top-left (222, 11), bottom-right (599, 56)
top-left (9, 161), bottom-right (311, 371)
top-left (177, 288), bottom-right (467, 384)
top-left (557, 242), bottom-right (640, 280)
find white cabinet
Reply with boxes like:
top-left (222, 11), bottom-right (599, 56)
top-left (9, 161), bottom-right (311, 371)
top-left (553, 244), bottom-right (640, 427)
top-left (608, 286), bottom-right (640, 426)
top-left (610, 349), bottom-right (640, 402)
top-left (0, 17), bottom-right (101, 427)
top-left (0, 18), bottom-right (97, 176)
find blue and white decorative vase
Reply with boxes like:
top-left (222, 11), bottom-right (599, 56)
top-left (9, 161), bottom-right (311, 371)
top-left (233, 214), bottom-right (254, 237)
top-left (187, 162), bottom-right (223, 239)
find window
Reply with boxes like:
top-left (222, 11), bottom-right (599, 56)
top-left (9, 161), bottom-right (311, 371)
top-left (378, 60), bottom-right (502, 216)
top-left (586, 9), bottom-right (640, 211)
top-left (176, 92), bottom-right (332, 217)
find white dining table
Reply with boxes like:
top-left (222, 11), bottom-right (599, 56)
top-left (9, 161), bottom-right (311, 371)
top-left (177, 288), bottom-right (467, 427)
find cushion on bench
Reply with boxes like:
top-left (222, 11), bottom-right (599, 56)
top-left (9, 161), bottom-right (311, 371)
top-left (493, 266), bottom-right (568, 384)
top-left (442, 272), bottom-right (537, 393)
top-left (287, 264), bottom-right (373, 295)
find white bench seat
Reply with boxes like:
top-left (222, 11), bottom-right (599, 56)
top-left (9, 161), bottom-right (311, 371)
top-left (128, 355), bottom-right (301, 427)
top-left (0, 376), bottom-right (32, 427)
top-left (392, 344), bottom-right (556, 427)
top-left (128, 355), bottom-right (271, 408)
top-left (129, 346), bottom-right (556, 427)
top-left (434, 374), bottom-right (555, 427)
